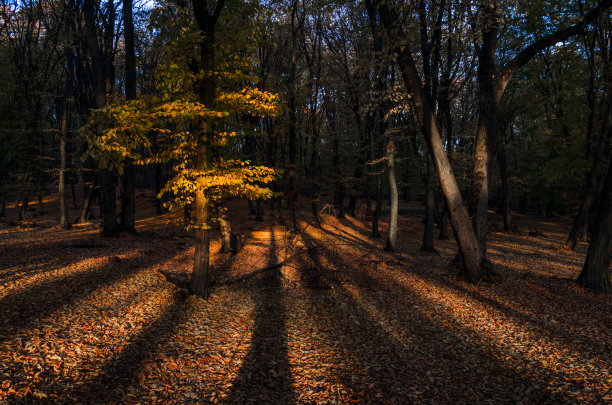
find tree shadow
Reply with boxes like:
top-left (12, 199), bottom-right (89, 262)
top-left (54, 296), bottom-right (189, 403)
top-left (0, 246), bottom-right (186, 344)
top-left (224, 221), bottom-right (296, 404)
top-left (294, 231), bottom-right (591, 403)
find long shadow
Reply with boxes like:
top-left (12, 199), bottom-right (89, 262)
top-left (296, 232), bottom-right (588, 403)
top-left (0, 246), bottom-right (187, 344)
top-left (410, 268), bottom-right (612, 354)
top-left (318, 223), bottom-right (379, 250)
top-left (55, 297), bottom-right (189, 404)
top-left (225, 221), bottom-right (296, 404)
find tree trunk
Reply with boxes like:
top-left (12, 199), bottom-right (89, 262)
top-left (18, 193), bottom-right (29, 221)
top-left (385, 137), bottom-right (398, 251)
top-left (79, 185), bottom-right (97, 223)
top-left (287, 0), bottom-right (298, 230)
top-left (421, 154), bottom-right (436, 251)
top-left (498, 137), bottom-right (512, 232)
top-left (438, 201), bottom-right (450, 240)
top-left (189, 0), bottom-right (226, 298)
top-left (374, 1), bottom-right (484, 281)
top-left (59, 105), bottom-right (70, 229)
top-left (219, 201), bottom-right (236, 253)
top-left (100, 171), bottom-right (118, 234)
top-left (371, 173), bottom-right (382, 237)
top-left (577, 158), bottom-right (612, 293)
top-left (120, 0), bottom-right (137, 233)
top-left (84, 0), bottom-right (118, 235)
top-left (155, 163), bottom-right (163, 214)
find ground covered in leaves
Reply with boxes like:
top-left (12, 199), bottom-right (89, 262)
top-left (1, 192), bottom-right (611, 404)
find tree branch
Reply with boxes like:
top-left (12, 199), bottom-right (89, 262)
top-left (500, 0), bottom-right (612, 90)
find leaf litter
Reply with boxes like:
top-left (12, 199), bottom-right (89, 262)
top-left (0, 196), bottom-right (610, 404)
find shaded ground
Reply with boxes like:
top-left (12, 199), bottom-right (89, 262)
top-left (0, 192), bottom-right (610, 404)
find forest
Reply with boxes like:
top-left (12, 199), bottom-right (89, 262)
top-left (0, 0), bottom-right (611, 402)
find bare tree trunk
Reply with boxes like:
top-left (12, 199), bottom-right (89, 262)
top-left (219, 201), bottom-right (236, 253)
top-left (155, 163), bottom-right (163, 214)
top-left (578, 158), bottom-right (612, 293)
top-left (421, 154), bottom-right (436, 251)
top-left (287, 0), bottom-right (298, 230)
top-left (498, 137), bottom-right (512, 232)
top-left (371, 174), bottom-right (382, 237)
top-left (59, 106), bottom-right (70, 229)
top-left (438, 201), bottom-right (450, 240)
top-left (18, 193), bottom-right (29, 221)
top-left (385, 137), bottom-right (398, 251)
top-left (120, 0), bottom-right (137, 233)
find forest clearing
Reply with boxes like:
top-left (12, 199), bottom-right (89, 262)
top-left (0, 193), bottom-right (610, 403)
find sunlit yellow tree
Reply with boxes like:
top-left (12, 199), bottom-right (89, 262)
top-left (87, 0), bottom-right (280, 298)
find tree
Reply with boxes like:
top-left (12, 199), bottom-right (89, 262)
top-left (578, 158), bottom-right (612, 293)
top-left (91, 0), bottom-right (280, 298)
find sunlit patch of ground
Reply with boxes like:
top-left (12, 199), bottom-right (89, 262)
top-left (0, 193), bottom-right (610, 403)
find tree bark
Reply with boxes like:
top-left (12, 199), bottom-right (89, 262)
top-left (59, 104), bottom-right (70, 229)
top-left (385, 137), bottom-right (398, 251)
top-left (578, 158), bottom-right (612, 293)
top-left (190, 0), bottom-right (226, 298)
top-left (84, 0), bottom-right (118, 235)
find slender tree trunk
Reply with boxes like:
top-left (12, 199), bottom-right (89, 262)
top-left (120, 0), bottom-right (137, 233)
top-left (59, 104), bottom-right (70, 229)
top-left (371, 174), bottom-right (382, 237)
top-left (18, 193), bottom-right (29, 221)
top-left (421, 154), bottom-right (436, 251)
top-left (287, 0), bottom-right (298, 230)
top-left (155, 163), bottom-right (163, 214)
top-left (577, 158), bottom-right (612, 293)
top-left (567, 127), bottom-right (611, 249)
top-left (438, 201), bottom-right (450, 240)
top-left (219, 201), bottom-right (236, 253)
top-left (498, 137), bottom-right (512, 232)
top-left (385, 137), bottom-right (398, 251)
top-left (70, 179), bottom-right (77, 209)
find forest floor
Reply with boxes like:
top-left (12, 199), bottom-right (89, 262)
top-left (0, 191), bottom-right (611, 404)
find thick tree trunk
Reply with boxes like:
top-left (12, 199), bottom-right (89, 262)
top-left (100, 171), bottom-right (118, 234)
top-left (189, 0), bottom-right (226, 298)
top-left (79, 185), bottom-right (97, 223)
top-left (577, 159), bottom-right (612, 293)
top-left (385, 138), bottom-right (398, 251)
top-left (421, 154), bottom-right (436, 251)
top-left (375, 1), bottom-right (484, 281)
top-left (85, 0), bottom-right (118, 235)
